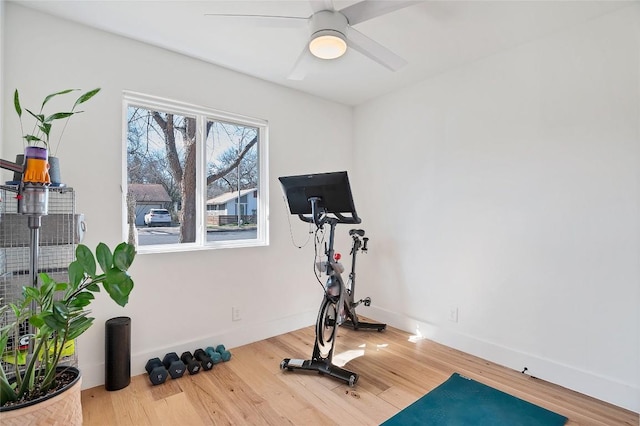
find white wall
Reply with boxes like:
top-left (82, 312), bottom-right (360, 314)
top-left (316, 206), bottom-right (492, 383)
top-left (2, 3), bottom-right (353, 389)
top-left (353, 5), bottom-right (639, 412)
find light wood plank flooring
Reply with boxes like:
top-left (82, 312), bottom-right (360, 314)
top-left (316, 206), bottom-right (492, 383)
top-left (81, 321), bottom-right (638, 425)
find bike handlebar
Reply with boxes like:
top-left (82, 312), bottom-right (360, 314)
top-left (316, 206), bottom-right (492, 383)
top-left (296, 196), bottom-right (361, 226)
top-left (298, 212), bottom-right (361, 226)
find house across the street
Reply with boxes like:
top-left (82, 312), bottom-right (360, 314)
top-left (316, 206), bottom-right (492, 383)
top-left (128, 183), bottom-right (172, 226)
top-left (207, 188), bottom-right (257, 225)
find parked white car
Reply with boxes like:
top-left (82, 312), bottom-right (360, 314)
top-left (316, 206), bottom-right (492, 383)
top-left (144, 208), bottom-right (171, 227)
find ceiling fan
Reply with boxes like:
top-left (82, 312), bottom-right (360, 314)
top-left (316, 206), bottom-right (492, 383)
top-left (205, 0), bottom-right (420, 80)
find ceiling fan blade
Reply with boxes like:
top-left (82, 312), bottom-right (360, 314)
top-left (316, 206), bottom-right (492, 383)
top-left (204, 14), bottom-right (307, 28)
top-left (346, 27), bottom-right (407, 71)
top-left (308, 0), bottom-right (334, 14)
top-left (287, 46), bottom-right (314, 80)
top-left (340, 1), bottom-right (420, 26)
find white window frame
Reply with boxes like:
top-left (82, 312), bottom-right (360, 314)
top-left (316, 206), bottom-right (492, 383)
top-left (122, 91), bottom-right (269, 254)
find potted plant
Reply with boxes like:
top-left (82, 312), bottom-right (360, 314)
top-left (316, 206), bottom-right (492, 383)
top-left (12, 88), bottom-right (100, 185)
top-left (0, 241), bottom-right (136, 424)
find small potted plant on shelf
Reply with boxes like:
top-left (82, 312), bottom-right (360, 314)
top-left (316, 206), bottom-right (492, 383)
top-left (0, 241), bottom-right (136, 425)
top-left (12, 88), bottom-right (100, 186)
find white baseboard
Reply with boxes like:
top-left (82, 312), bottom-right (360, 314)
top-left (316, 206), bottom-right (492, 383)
top-left (79, 309), bottom-right (317, 390)
top-left (364, 306), bottom-right (639, 413)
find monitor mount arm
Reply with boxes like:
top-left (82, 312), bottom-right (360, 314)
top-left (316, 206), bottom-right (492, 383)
top-left (308, 196), bottom-right (326, 227)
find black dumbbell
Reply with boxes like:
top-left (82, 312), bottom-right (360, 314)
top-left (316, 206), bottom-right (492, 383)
top-left (162, 352), bottom-right (186, 379)
top-left (205, 346), bottom-right (223, 364)
top-left (194, 349), bottom-right (214, 371)
top-left (145, 357), bottom-right (168, 385)
top-left (215, 344), bottom-right (232, 362)
top-left (180, 351), bottom-right (201, 375)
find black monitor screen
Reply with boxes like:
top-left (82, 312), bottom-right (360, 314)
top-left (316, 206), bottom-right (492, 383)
top-left (279, 171), bottom-right (358, 216)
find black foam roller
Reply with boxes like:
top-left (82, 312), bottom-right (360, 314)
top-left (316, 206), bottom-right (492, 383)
top-left (105, 316), bottom-right (131, 391)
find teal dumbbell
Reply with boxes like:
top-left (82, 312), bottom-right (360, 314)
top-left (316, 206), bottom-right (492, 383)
top-left (205, 346), bottom-right (223, 364)
top-left (215, 344), bottom-right (232, 362)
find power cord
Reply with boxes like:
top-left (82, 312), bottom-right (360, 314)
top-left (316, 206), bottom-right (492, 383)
top-left (284, 195), bottom-right (312, 249)
top-left (313, 225), bottom-right (327, 290)
top-left (282, 194), bottom-right (326, 290)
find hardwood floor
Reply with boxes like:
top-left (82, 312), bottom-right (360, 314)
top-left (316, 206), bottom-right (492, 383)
top-left (81, 321), bottom-right (638, 425)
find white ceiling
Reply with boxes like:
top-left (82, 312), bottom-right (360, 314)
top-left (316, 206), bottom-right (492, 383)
top-left (10, 1), bottom-right (630, 106)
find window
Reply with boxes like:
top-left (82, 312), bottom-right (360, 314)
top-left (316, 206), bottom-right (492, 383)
top-left (123, 92), bottom-right (268, 252)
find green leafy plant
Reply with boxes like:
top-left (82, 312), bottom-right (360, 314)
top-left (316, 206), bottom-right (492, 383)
top-left (0, 242), bottom-right (135, 407)
top-left (14, 88), bottom-right (101, 154)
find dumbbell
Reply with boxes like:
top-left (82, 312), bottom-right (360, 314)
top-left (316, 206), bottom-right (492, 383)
top-left (162, 352), bottom-right (186, 379)
top-left (204, 346), bottom-right (223, 364)
top-left (194, 349), bottom-right (214, 370)
top-left (180, 351), bottom-right (201, 375)
top-left (145, 357), bottom-right (168, 385)
top-left (215, 344), bottom-right (232, 362)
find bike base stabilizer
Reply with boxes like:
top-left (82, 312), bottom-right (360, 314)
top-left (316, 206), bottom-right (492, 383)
top-left (280, 358), bottom-right (358, 387)
top-left (342, 318), bottom-right (386, 332)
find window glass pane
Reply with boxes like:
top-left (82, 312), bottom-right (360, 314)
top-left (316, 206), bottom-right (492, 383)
top-left (205, 120), bottom-right (259, 243)
top-left (126, 106), bottom-right (197, 246)
top-left (124, 93), bottom-right (267, 252)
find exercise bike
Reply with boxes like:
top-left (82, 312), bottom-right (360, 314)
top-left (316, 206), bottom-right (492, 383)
top-left (278, 172), bottom-right (386, 387)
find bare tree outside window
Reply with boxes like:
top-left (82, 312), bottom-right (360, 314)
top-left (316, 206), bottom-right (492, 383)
top-left (124, 93), bottom-right (267, 250)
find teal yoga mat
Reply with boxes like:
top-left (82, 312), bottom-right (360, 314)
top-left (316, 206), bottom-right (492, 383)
top-left (382, 373), bottom-right (567, 426)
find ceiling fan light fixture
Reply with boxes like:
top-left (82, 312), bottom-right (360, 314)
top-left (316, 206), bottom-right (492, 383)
top-left (309, 30), bottom-right (347, 60)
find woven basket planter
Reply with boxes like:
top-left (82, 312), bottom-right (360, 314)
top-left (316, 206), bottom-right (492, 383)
top-left (0, 367), bottom-right (82, 426)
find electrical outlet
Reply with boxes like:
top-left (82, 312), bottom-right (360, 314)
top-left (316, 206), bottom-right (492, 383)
top-left (448, 306), bottom-right (459, 323)
top-left (232, 306), bottom-right (241, 321)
